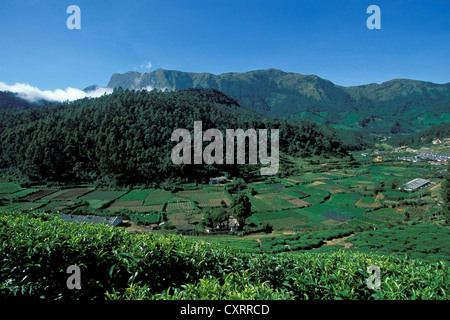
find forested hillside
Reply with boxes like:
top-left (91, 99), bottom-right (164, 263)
top-left (0, 91), bottom-right (40, 112)
top-left (0, 88), bottom-right (348, 187)
top-left (393, 122), bottom-right (450, 147)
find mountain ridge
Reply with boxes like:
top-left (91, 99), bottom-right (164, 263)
top-left (104, 68), bottom-right (450, 134)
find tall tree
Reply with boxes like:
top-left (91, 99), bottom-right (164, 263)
top-left (230, 194), bottom-right (252, 226)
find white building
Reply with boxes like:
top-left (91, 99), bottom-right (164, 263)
top-left (402, 178), bottom-right (431, 192)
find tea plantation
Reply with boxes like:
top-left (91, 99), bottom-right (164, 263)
top-left (0, 211), bottom-right (448, 300)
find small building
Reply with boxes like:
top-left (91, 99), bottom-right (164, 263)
top-left (374, 156), bottom-right (383, 162)
top-left (209, 176), bottom-right (228, 184)
top-left (177, 225), bottom-right (196, 234)
top-left (402, 178), bottom-right (431, 192)
top-left (228, 217), bottom-right (240, 232)
top-left (205, 216), bottom-right (240, 233)
top-left (432, 139), bottom-right (442, 145)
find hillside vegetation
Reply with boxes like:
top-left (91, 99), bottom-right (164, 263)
top-left (106, 68), bottom-right (450, 134)
top-left (0, 211), bottom-right (448, 300)
top-left (0, 88), bottom-right (348, 187)
top-left (393, 122), bottom-right (450, 147)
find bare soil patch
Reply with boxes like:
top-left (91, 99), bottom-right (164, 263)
top-left (322, 234), bottom-right (355, 248)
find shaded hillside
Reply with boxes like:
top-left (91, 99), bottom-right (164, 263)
top-left (106, 68), bottom-right (450, 134)
top-left (0, 91), bottom-right (40, 112)
top-left (392, 122), bottom-right (450, 147)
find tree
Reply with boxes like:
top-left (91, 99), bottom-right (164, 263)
top-left (230, 194), bottom-right (252, 226)
top-left (440, 166), bottom-right (450, 224)
top-left (202, 208), bottom-right (229, 228)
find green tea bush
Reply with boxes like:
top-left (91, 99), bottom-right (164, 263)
top-left (0, 211), bottom-right (448, 300)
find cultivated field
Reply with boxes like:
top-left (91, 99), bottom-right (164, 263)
top-left (0, 149), bottom-right (448, 262)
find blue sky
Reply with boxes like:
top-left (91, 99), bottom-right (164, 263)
top-left (1, 0), bottom-right (449, 92)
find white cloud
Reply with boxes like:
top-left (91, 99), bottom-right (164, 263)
top-left (136, 61), bottom-right (152, 72)
top-left (142, 61), bottom-right (152, 70)
top-left (0, 82), bottom-right (113, 103)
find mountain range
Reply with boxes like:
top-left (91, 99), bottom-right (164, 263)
top-left (105, 68), bottom-right (450, 135)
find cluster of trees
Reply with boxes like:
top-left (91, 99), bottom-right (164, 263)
top-left (392, 122), bottom-right (450, 147)
top-left (0, 91), bottom-right (43, 112)
top-left (202, 193), bottom-right (254, 231)
top-left (0, 88), bottom-right (349, 187)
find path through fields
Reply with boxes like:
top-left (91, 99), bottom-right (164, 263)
top-left (320, 233), bottom-right (355, 248)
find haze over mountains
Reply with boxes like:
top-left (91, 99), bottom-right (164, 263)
top-left (106, 68), bottom-right (450, 134)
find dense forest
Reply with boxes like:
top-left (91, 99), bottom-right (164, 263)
top-left (0, 91), bottom-right (41, 112)
top-left (0, 88), bottom-right (349, 187)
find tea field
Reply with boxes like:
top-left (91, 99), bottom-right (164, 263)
top-left (0, 211), bottom-right (448, 300)
top-left (0, 153), bottom-right (449, 265)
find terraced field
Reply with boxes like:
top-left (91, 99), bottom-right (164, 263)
top-left (0, 156), bottom-right (444, 243)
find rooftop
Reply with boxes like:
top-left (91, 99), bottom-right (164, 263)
top-left (58, 214), bottom-right (123, 226)
top-left (403, 178), bottom-right (430, 191)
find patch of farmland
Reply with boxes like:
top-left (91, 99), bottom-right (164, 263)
top-left (285, 176), bottom-right (304, 183)
top-left (309, 181), bottom-right (326, 186)
top-left (90, 201), bottom-right (109, 209)
top-left (178, 190), bottom-right (230, 208)
top-left (205, 197), bottom-right (231, 207)
top-left (126, 205), bottom-right (165, 212)
top-left (349, 216), bottom-right (386, 227)
top-left (355, 196), bottom-right (380, 208)
top-left (116, 189), bottom-right (152, 202)
top-left (109, 200), bottom-right (143, 207)
top-left (79, 190), bottom-right (126, 201)
top-left (2, 188), bottom-right (39, 200)
top-left (22, 189), bottom-right (58, 201)
top-left (249, 197), bottom-right (273, 212)
top-left (85, 199), bottom-right (102, 206)
top-left (264, 217), bottom-right (307, 229)
top-left (252, 210), bottom-right (311, 229)
top-left (53, 188), bottom-right (93, 200)
top-left (303, 172), bottom-right (328, 181)
top-left (0, 203), bottom-right (22, 211)
top-left (297, 205), bottom-right (334, 223)
top-left (0, 182), bottom-right (23, 194)
top-left (165, 200), bottom-right (196, 213)
top-left (17, 202), bottom-right (45, 211)
top-left (166, 211), bottom-right (195, 227)
top-left (286, 198), bottom-right (309, 208)
top-left (284, 187), bottom-right (310, 199)
top-left (365, 208), bottom-right (401, 222)
top-left (321, 211), bottom-right (351, 222)
top-left (321, 219), bottom-right (340, 225)
top-left (202, 185), bottom-right (225, 192)
top-left (108, 203), bottom-right (165, 212)
top-left (39, 190), bottom-right (73, 201)
top-left (258, 195), bottom-right (298, 210)
top-left (304, 191), bottom-right (329, 205)
top-left (37, 201), bottom-right (67, 212)
top-left (198, 197), bottom-right (231, 208)
top-left (322, 173), bottom-right (342, 179)
top-left (329, 193), bottom-right (360, 205)
top-left (143, 189), bottom-right (172, 205)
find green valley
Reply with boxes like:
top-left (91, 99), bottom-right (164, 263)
top-left (0, 86), bottom-right (449, 301)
